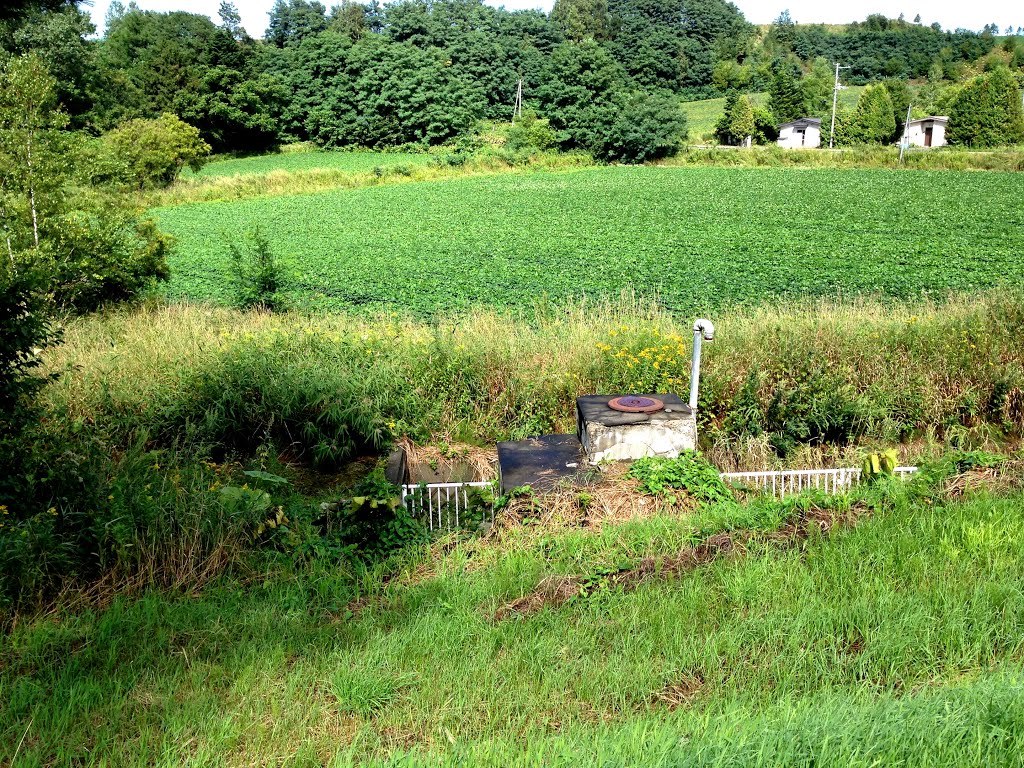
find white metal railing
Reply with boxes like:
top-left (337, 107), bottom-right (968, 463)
top-left (400, 467), bottom-right (919, 529)
top-left (401, 482), bottom-right (494, 530)
top-left (720, 466), bottom-right (918, 499)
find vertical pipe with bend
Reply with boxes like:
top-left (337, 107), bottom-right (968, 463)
top-left (689, 318), bottom-right (715, 411)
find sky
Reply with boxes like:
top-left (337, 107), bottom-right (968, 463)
top-left (84, 0), bottom-right (1020, 38)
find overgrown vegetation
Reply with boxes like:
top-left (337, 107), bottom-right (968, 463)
top-left (2, 448), bottom-right (1023, 764)
top-left (1, 292), bottom-right (1019, 614)
top-left (227, 226), bottom-right (287, 311)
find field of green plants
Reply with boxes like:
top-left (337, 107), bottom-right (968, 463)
top-left (154, 167), bottom-right (1024, 316)
top-left (189, 149), bottom-right (432, 179)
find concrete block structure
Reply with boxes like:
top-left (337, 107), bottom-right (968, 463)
top-left (576, 394), bottom-right (696, 464)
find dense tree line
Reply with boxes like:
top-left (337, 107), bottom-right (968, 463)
top-left (1, 0), bottom-right (1012, 158)
top-left (765, 13), bottom-right (998, 83)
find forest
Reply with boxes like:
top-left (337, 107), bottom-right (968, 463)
top-left (1, 0), bottom-right (1015, 157)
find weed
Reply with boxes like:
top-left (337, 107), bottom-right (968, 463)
top-left (226, 226), bottom-right (287, 312)
top-left (628, 452), bottom-right (734, 505)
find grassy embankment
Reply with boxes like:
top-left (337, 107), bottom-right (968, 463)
top-left (152, 166), bottom-right (1024, 315)
top-left (0, 291), bottom-right (1015, 610)
top-left (3, 458), bottom-right (1023, 766)
top-left (156, 134), bottom-right (1023, 208)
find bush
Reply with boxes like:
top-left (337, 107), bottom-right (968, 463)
top-left (0, 263), bottom-right (58, 420)
top-left (586, 91), bottom-right (687, 163)
top-left (334, 470), bottom-right (426, 560)
top-left (505, 112), bottom-right (557, 152)
top-left (98, 113), bottom-right (211, 189)
top-left (45, 214), bottom-right (173, 311)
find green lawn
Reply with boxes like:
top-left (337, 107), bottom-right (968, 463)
top-left (4, 486), bottom-right (1023, 766)
top-left (153, 166), bottom-right (1024, 316)
top-left (190, 149), bottom-right (433, 179)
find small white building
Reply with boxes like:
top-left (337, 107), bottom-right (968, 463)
top-left (777, 117), bottom-right (822, 149)
top-left (900, 116), bottom-right (948, 148)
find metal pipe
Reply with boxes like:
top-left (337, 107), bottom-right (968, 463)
top-left (689, 318), bottom-right (715, 411)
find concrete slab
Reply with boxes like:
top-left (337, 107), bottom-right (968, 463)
top-left (577, 393), bottom-right (696, 463)
top-left (497, 434), bottom-right (587, 494)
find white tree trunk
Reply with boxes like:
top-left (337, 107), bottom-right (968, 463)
top-left (26, 128), bottom-right (39, 249)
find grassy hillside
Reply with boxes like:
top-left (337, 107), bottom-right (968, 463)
top-left (153, 167), bottom-right (1024, 316)
top-left (682, 88), bottom-right (865, 141)
top-left (4, 476), bottom-right (1023, 766)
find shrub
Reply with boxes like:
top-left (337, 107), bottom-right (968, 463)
top-left (505, 112), bottom-right (557, 152)
top-left (227, 226), bottom-right (287, 311)
top-left (0, 263), bottom-right (57, 420)
top-left (586, 91), bottom-right (687, 163)
top-left (334, 470), bottom-right (426, 560)
top-left (98, 113), bottom-right (211, 189)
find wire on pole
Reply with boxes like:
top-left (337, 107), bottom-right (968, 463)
top-left (829, 63), bottom-right (851, 149)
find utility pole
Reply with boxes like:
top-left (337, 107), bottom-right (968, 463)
top-left (899, 103), bottom-right (912, 163)
top-left (829, 63), bottom-right (850, 149)
top-left (512, 78), bottom-right (523, 123)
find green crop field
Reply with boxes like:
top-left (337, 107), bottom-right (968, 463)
top-left (154, 166), bottom-right (1024, 316)
top-left (190, 149), bottom-right (433, 179)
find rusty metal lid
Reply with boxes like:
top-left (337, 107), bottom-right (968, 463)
top-left (607, 396), bottom-right (664, 414)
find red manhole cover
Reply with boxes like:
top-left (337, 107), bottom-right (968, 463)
top-left (608, 396), bottom-right (664, 413)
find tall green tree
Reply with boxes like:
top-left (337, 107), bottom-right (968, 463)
top-left (946, 66), bottom-right (1024, 147)
top-left (537, 40), bottom-right (623, 149)
top-left (551, 0), bottom-right (608, 42)
top-left (0, 53), bottom-right (68, 254)
top-left (881, 77), bottom-right (912, 142)
top-left (837, 83), bottom-right (896, 145)
top-left (768, 63), bottom-right (806, 124)
top-left (218, 1), bottom-right (246, 41)
top-left (266, 0), bottom-right (328, 47)
top-left (0, 54), bottom-right (171, 311)
top-left (714, 90), bottom-right (755, 144)
top-left (801, 57), bottom-right (834, 117)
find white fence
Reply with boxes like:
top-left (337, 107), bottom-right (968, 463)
top-left (401, 467), bottom-right (919, 530)
top-left (401, 482), bottom-right (494, 530)
top-left (720, 466), bottom-right (918, 499)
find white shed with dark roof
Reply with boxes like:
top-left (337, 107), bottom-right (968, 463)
top-left (900, 116), bottom-right (948, 148)
top-left (777, 117), bottom-right (822, 149)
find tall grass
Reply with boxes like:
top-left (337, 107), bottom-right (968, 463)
top-left (665, 144), bottom-right (1024, 170)
top-left (5, 291), bottom-right (1018, 614)
top-left (152, 150), bottom-right (595, 206)
top-left (44, 291), bottom-right (1024, 467)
